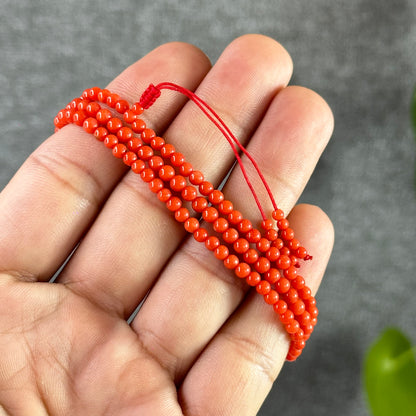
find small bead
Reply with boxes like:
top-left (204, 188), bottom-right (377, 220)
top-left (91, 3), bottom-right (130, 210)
top-left (280, 310), bottom-right (295, 324)
top-left (292, 328), bottom-right (305, 342)
top-left (288, 238), bottom-right (301, 251)
top-left (123, 151), bottom-right (138, 166)
top-left (246, 229), bottom-right (262, 243)
top-left (266, 229), bottom-right (278, 241)
top-left (159, 165), bottom-right (176, 181)
top-left (131, 160), bottom-right (146, 174)
top-left (283, 266), bottom-right (298, 280)
top-left (123, 109), bottom-right (138, 124)
top-left (83, 117), bottom-right (99, 134)
top-left (302, 323), bottom-right (314, 335)
top-left (107, 117), bottom-right (124, 133)
top-left (132, 119), bottom-right (147, 133)
top-left (97, 88), bottom-right (110, 102)
top-left (199, 181), bottom-right (214, 196)
top-left (117, 127), bottom-right (134, 143)
top-left (141, 128), bottom-right (156, 144)
top-left (127, 137), bottom-right (143, 152)
top-left (205, 236), bottom-right (221, 251)
top-left (277, 218), bottom-right (289, 230)
top-left (256, 280), bottom-right (271, 295)
top-left (150, 136), bottom-right (166, 150)
top-left (246, 271), bottom-right (261, 286)
top-left (157, 188), bottom-right (172, 202)
top-left (192, 197), bottom-right (209, 213)
top-left (179, 162), bottom-right (193, 176)
top-left (189, 170), bottom-right (204, 185)
top-left (292, 275), bottom-right (306, 290)
top-left (235, 263), bottom-right (251, 278)
top-left (202, 207), bottom-right (219, 223)
top-left (309, 305), bottom-right (319, 319)
top-left (261, 219), bottom-right (274, 230)
top-left (137, 146), bottom-right (154, 161)
top-left (112, 143), bottom-right (127, 158)
top-left (175, 207), bottom-right (190, 223)
top-left (266, 247), bottom-right (280, 262)
top-left (96, 108), bottom-right (112, 124)
top-left (209, 190), bottom-right (225, 205)
top-left (218, 200), bottom-right (234, 215)
top-left (170, 152), bottom-right (185, 167)
top-left (213, 217), bottom-right (229, 233)
top-left (277, 255), bottom-right (291, 270)
top-left (69, 98), bottom-right (83, 110)
top-left (291, 300), bottom-right (306, 315)
top-left (184, 217), bottom-right (200, 233)
top-left (228, 210), bottom-right (243, 225)
top-left (170, 175), bottom-right (187, 192)
top-left (106, 93), bottom-right (121, 108)
top-left (161, 144), bottom-right (176, 158)
top-left (293, 339), bottom-right (306, 350)
top-left (115, 99), bottom-right (129, 114)
top-left (194, 228), bottom-right (209, 242)
top-left (233, 238), bottom-right (250, 254)
top-left (273, 238), bottom-right (284, 249)
top-left (243, 248), bottom-right (259, 264)
top-left (276, 277), bottom-right (291, 293)
top-left (280, 247), bottom-right (291, 257)
top-left (104, 134), bottom-right (118, 149)
top-left (222, 228), bottom-right (239, 244)
top-left (148, 178), bottom-right (164, 193)
top-left (72, 110), bottom-right (87, 126)
top-left (237, 219), bottom-right (253, 234)
top-left (140, 168), bottom-right (155, 183)
top-left (85, 102), bottom-right (101, 117)
top-left (272, 209), bottom-right (285, 220)
top-left (93, 127), bottom-right (108, 141)
top-left (181, 186), bottom-right (198, 201)
top-left (131, 103), bottom-right (144, 115)
top-left (264, 268), bottom-right (281, 284)
top-left (281, 227), bottom-right (295, 241)
top-left (148, 156), bottom-right (164, 171)
top-left (254, 257), bottom-right (271, 274)
top-left (224, 254), bottom-right (239, 270)
top-left (273, 299), bottom-right (288, 315)
top-left (284, 288), bottom-right (299, 304)
top-left (305, 297), bottom-right (317, 308)
top-left (286, 320), bottom-right (300, 334)
top-left (214, 245), bottom-right (229, 260)
top-left (166, 196), bottom-right (182, 211)
top-left (299, 287), bottom-right (312, 299)
top-left (256, 238), bottom-right (271, 253)
top-left (264, 290), bottom-right (279, 305)
top-left (299, 311), bottom-right (311, 327)
top-left (83, 86), bottom-right (101, 100)
top-left (296, 246), bottom-right (308, 259)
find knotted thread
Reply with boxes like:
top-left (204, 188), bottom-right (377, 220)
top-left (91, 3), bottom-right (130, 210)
top-left (139, 84), bottom-right (161, 109)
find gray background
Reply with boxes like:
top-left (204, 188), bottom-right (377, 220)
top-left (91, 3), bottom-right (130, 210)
top-left (1, 0), bottom-right (415, 415)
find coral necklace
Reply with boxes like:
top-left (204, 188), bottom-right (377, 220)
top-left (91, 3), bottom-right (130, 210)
top-left (54, 84), bottom-right (318, 361)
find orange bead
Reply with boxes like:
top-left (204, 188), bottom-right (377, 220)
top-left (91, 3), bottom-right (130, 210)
top-left (106, 93), bottom-right (121, 108)
top-left (93, 127), bottom-right (108, 141)
top-left (291, 300), bottom-right (306, 315)
top-left (280, 247), bottom-right (291, 257)
top-left (277, 218), bottom-right (289, 230)
top-left (292, 275), bottom-right (305, 290)
top-left (309, 305), bottom-right (319, 319)
top-left (299, 287), bottom-right (312, 300)
top-left (261, 219), bottom-right (274, 230)
top-left (235, 263), bottom-right (251, 278)
top-left (137, 146), bottom-right (154, 161)
top-left (214, 244), bottom-right (229, 260)
top-left (281, 227), bottom-right (295, 241)
top-left (175, 207), bottom-right (190, 223)
top-left (222, 228), bottom-right (239, 244)
top-left (273, 299), bottom-right (288, 315)
top-left (117, 127), bottom-right (133, 143)
top-left (266, 229), bottom-right (278, 241)
top-left (192, 197), bottom-right (208, 213)
top-left (246, 229), bottom-right (262, 243)
top-left (83, 117), bottom-right (99, 134)
top-left (266, 247), bottom-right (280, 262)
top-left (284, 266), bottom-right (298, 280)
top-left (209, 190), bottom-right (224, 204)
top-left (83, 86), bottom-right (101, 100)
top-left (233, 238), bottom-right (250, 254)
top-left (166, 196), bottom-right (182, 211)
top-left (112, 143), bottom-right (127, 158)
top-left (184, 217), bottom-right (200, 233)
top-left (107, 117), bottom-right (123, 133)
top-left (213, 217), bottom-right (229, 233)
top-left (243, 248), bottom-right (259, 264)
top-left (131, 103), bottom-right (144, 115)
top-left (179, 162), bottom-right (193, 176)
top-left (85, 102), bottom-right (101, 117)
top-left (284, 288), bottom-right (299, 304)
top-left (264, 290), bottom-right (279, 305)
top-left (202, 207), bottom-right (219, 223)
top-left (97, 88), bottom-right (110, 102)
top-left (246, 271), bottom-right (261, 286)
top-left (205, 236), bottom-right (220, 251)
top-left (170, 152), bottom-right (185, 167)
top-left (288, 238), bottom-right (301, 251)
top-left (161, 144), bottom-right (176, 158)
top-left (148, 156), bottom-right (164, 171)
top-left (199, 181), bottom-right (214, 196)
top-left (72, 110), bottom-right (87, 126)
top-left (150, 136), bottom-right (165, 150)
top-left (159, 165), bottom-right (176, 181)
top-left (256, 280), bottom-right (271, 295)
top-left (170, 175), bottom-right (187, 192)
top-left (272, 208), bottom-right (285, 220)
top-left (276, 277), bottom-right (291, 294)
top-left (131, 160), bottom-right (146, 174)
top-left (296, 246), bottom-right (308, 259)
top-left (254, 257), bottom-right (271, 273)
top-left (256, 238), bottom-right (271, 253)
top-left (115, 99), bottom-right (129, 114)
top-left (228, 210), bottom-right (243, 225)
top-left (224, 254), bottom-right (239, 269)
top-left (96, 108), bottom-right (112, 124)
top-left (218, 200), bottom-right (234, 215)
top-left (140, 168), bottom-right (155, 183)
top-left (286, 320), bottom-right (300, 334)
top-left (104, 134), bottom-right (118, 149)
top-left (237, 219), bottom-right (253, 234)
top-left (272, 238), bottom-right (284, 249)
top-left (157, 188), bottom-right (172, 202)
top-left (148, 178), bottom-right (164, 193)
top-left (132, 119), bottom-right (146, 133)
top-left (280, 310), bottom-right (295, 324)
top-left (194, 228), bottom-right (209, 242)
top-left (141, 128), bottom-right (156, 144)
top-left (277, 255), bottom-right (291, 270)
top-left (181, 186), bottom-right (198, 201)
top-left (123, 151), bottom-right (137, 166)
top-left (264, 268), bottom-right (281, 284)
top-left (127, 137), bottom-right (142, 152)
top-left (123, 109), bottom-right (138, 124)
top-left (189, 170), bottom-right (204, 185)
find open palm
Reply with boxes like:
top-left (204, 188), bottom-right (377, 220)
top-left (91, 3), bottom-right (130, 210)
top-left (0, 35), bottom-right (334, 415)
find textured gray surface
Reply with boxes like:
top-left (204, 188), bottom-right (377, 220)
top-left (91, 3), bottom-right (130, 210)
top-left (1, 0), bottom-right (416, 415)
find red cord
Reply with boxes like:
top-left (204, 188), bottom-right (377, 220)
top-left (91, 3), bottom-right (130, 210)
top-left (139, 82), bottom-right (279, 221)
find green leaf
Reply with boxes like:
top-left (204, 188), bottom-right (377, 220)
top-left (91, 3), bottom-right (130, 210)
top-left (364, 328), bottom-right (416, 416)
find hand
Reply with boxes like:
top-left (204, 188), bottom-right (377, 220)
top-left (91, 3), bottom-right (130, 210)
top-left (0, 34), bottom-right (334, 415)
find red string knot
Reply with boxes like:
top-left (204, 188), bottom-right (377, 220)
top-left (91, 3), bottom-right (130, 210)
top-left (139, 84), bottom-right (161, 109)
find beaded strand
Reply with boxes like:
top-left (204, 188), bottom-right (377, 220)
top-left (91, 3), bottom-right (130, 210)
top-left (54, 86), bottom-right (318, 361)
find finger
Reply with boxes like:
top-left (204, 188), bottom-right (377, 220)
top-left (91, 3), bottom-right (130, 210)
top-left (179, 205), bottom-right (334, 415)
top-left (61, 34), bottom-right (293, 317)
top-left (132, 86), bottom-right (333, 382)
top-left (0, 42), bottom-right (211, 281)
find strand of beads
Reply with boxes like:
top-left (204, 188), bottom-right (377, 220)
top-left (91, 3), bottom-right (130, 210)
top-left (54, 86), bottom-right (318, 361)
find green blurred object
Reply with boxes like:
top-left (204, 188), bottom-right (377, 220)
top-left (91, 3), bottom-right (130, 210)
top-left (364, 328), bottom-right (416, 416)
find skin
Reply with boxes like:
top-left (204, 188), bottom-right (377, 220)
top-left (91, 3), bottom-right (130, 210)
top-left (0, 35), bottom-right (334, 415)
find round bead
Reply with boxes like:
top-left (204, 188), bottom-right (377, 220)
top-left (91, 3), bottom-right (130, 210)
top-left (93, 127), bottom-right (108, 141)
top-left (123, 151), bottom-right (138, 166)
top-left (148, 178), bottom-right (164, 193)
top-left (280, 247), bottom-right (291, 257)
top-left (150, 136), bottom-right (165, 150)
top-left (292, 275), bottom-right (306, 290)
top-left (256, 238), bottom-right (271, 253)
top-left (309, 305), bottom-right (319, 319)
top-left (96, 108), bottom-right (112, 124)
top-left (272, 209), bottom-right (285, 220)
top-left (181, 186), bottom-right (198, 201)
top-left (213, 217), bottom-right (229, 233)
top-left (261, 219), bottom-right (274, 230)
top-left (218, 200), bottom-right (234, 215)
top-left (170, 152), bottom-right (185, 167)
top-left (209, 190), bottom-right (225, 205)
top-left (184, 217), bottom-right (200, 233)
top-left (222, 228), bottom-right (239, 244)
top-left (284, 288), bottom-right (299, 304)
top-left (112, 143), bottom-right (127, 158)
top-left (264, 290), bottom-right (279, 305)
top-left (83, 117), bottom-right (99, 134)
top-left (106, 93), bottom-right (121, 108)
top-left (277, 218), bottom-right (289, 230)
top-left (277, 255), bottom-right (291, 270)
top-left (132, 119), bottom-right (147, 133)
top-left (137, 146), bottom-right (154, 161)
top-left (299, 287), bottom-right (312, 299)
top-left (104, 134), bottom-right (118, 149)
top-left (254, 257), bottom-right (271, 273)
top-left (166, 196), bottom-right (182, 211)
top-left (237, 219), bottom-right (253, 234)
top-left (83, 86), bottom-right (101, 100)
top-left (179, 162), bottom-right (193, 176)
top-left (264, 268), bottom-right (281, 284)
top-left (228, 210), bottom-right (243, 225)
top-left (276, 277), bottom-right (291, 294)
top-left (148, 156), bottom-right (164, 171)
top-left (131, 103), bottom-right (144, 115)
top-left (266, 229), bottom-right (278, 241)
top-left (292, 300), bottom-right (306, 315)
top-left (281, 227), bottom-right (295, 241)
top-left (141, 128), bottom-right (156, 144)
top-left (205, 236), bottom-right (220, 251)
top-left (296, 246), bottom-right (308, 259)
top-left (115, 99), bottom-right (129, 114)
top-left (131, 160), bottom-right (146, 174)
top-left (123, 109), bottom-right (138, 124)
top-left (299, 311), bottom-right (311, 327)
top-left (157, 188), bottom-right (172, 202)
top-left (280, 310), bottom-right (295, 324)
top-left (305, 297), bottom-right (317, 308)
top-left (202, 207), bottom-right (219, 223)
top-left (140, 168), bottom-right (155, 183)
top-left (189, 170), bottom-right (204, 185)
top-left (214, 245), bottom-right (229, 260)
top-left (235, 263), bottom-right (251, 278)
top-left (192, 197), bottom-right (209, 213)
top-left (170, 175), bottom-right (187, 192)
top-left (246, 271), bottom-right (261, 286)
top-left (174, 207), bottom-right (190, 223)
top-left (194, 228), bottom-right (209, 242)
top-left (273, 299), bottom-right (288, 315)
top-left (288, 238), bottom-right (301, 251)
top-left (246, 229), bottom-right (262, 243)
top-left (199, 181), bottom-right (214, 196)
top-left (85, 102), bottom-right (101, 117)
top-left (284, 266), bottom-right (298, 280)
top-left (158, 165), bottom-right (176, 181)
top-left (256, 280), bottom-right (271, 295)
top-left (243, 249), bottom-right (259, 264)
top-left (127, 137), bottom-right (142, 152)
top-left (266, 247), bottom-right (280, 262)
top-left (286, 320), bottom-right (300, 334)
top-left (273, 238), bottom-right (284, 250)
top-left (161, 144), bottom-right (176, 158)
top-left (117, 127), bottom-right (133, 143)
top-left (72, 110), bottom-right (87, 126)
top-left (233, 238), bottom-right (250, 254)
top-left (106, 117), bottom-right (123, 133)
top-left (224, 254), bottom-right (239, 269)
top-left (97, 88), bottom-right (110, 102)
